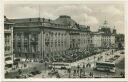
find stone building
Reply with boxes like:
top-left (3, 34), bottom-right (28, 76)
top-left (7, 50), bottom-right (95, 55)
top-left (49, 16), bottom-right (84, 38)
top-left (6, 15), bottom-right (120, 62)
top-left (11, 15), bottom-right (92, 62)
top-left (4, 16), bottom-right (14, 68)
top-left (92, 32), bottom-right (102, 48)
top-left (92, 20), bottom-right (116, 49)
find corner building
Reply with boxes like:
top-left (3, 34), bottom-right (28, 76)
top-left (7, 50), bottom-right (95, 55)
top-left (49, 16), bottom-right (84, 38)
top-left (4, 16), bottom-right (14, 68)
top-left (11, 15), bottom-right (92, 61)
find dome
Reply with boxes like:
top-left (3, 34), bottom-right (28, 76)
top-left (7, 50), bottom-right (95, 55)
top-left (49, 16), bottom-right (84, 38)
top-left (54, 15), bottom-right (77, 26)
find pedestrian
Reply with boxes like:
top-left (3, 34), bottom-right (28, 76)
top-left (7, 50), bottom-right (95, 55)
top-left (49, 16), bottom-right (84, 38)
top-left (89, 72), bottom-right (91, 76)
top-left (18, 69), bottom-right (22, 75)
top-left (56, 73), bottom-right (60, 78)
top-left (74, 69), bottom-right (76, 74)
top-left (120, 72), bottom-right (124, 78)
top-left (89, 72), bottom-right (93, 77)
top-left (42, 75), bottom-right (44, 78)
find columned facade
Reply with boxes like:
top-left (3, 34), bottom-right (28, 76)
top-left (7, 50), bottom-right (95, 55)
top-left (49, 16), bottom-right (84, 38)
top-left (92, 20), bottom-right (116, 49)
top-left (4, 16), bottom-right (14, 68)
top-left (8, 16), bottom-right (117, 62)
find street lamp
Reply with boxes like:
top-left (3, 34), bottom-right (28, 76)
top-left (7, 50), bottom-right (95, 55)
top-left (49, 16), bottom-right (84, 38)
top-left (44, 61), bottom-right (47, 73)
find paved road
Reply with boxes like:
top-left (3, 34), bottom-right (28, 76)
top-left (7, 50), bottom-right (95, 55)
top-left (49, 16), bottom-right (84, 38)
top-left (6, 49), bottom-right (125, 78)
top-left (29, 49), bottom-right (124, 78)
top-left (70, 50), bottom-right (111, 67)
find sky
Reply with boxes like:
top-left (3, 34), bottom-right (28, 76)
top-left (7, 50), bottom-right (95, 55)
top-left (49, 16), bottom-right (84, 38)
top-left (4, 3), bottom-right (124, 34)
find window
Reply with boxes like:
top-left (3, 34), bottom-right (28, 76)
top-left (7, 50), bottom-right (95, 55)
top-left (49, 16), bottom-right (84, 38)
top-left (18, 47), bottom-right (21, 52)
top-left (31, 33), bottom-right (38, 41)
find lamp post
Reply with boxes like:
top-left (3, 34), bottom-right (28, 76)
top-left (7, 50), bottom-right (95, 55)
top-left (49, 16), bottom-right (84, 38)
top-left (44, 61), bottom-right (47, 73)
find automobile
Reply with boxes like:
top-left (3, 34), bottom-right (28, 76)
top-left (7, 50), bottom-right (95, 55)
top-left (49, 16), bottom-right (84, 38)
top-left (114, 55), bottom-right (120, 59)
top-left (35, 70), bottom-right (41, 74)
top-left (30, 70), bottom-right (41, 75)
top-left (120, 51), bottom-right (124, 54)
top-left (14, 58), bottom-right (20, 62)
top-left (61, 66), bottom-right (67, 70)
top-left (80, 75), bottom-right (88, 78)
top-left (15, 74), bottom-right (27, 78)
top-left (39, 60), bottom-right (44, 63)
top-left (22, 74), bottom-right (29, 78)
top-left (72, 74), bottom-right (79, 78)
top-left (30, 71), bottom-right (37, 75)
top-left (15, 75), bottom-right (21, 78)
top-left (27, 73), bottom-right (34, 77)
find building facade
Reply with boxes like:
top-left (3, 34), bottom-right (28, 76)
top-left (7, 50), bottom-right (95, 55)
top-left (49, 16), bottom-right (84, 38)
top-left (92, 20), bottom-right (116, 49)
top-left (4, 16), bottom-right (14, 68)
top-left (11, 15), bottom-right (92, 62)
top-left (92, 32), bottom-right (102, 48)
top-left (6, 15), bottom-right (120, 62)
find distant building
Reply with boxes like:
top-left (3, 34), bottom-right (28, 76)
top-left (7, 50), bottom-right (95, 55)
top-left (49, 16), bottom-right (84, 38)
top-left (92, 20), bottom-right (116, 49)
top-left (4, 16), bottom-right (14, 69)
top-left (92, 32), bottom-right (102, 48)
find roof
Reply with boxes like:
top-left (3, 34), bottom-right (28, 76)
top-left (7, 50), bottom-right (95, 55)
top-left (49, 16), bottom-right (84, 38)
top-left (54, 15), bottom-right (76, 25)
top-left (98, 28), bottom-right (113, 36)
top-left (54, 15), bottom-right (91, 31)
top-left (10, 17), bottom-right (54, 23)
top-left (4, 16), bottom-right (14, 25)
top-left (9, 15), bottom-right (91, 32)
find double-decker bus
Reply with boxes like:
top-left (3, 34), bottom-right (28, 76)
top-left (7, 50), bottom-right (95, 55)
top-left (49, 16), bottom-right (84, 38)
top-left (94, 62), bottom-right (116, 72)
top-left (49, 62), bottom-right (71, 69)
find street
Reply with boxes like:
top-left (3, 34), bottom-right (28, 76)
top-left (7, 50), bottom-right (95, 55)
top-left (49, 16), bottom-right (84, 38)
top-left (5, 49), bottom-right (125, 78)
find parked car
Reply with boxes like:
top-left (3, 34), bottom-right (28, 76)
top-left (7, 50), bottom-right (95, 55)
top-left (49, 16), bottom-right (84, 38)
top-left (30, 71), bottom-right (37, 75)
top-left (61, 66), bottom-right (67, 70)
top-left (15, 74), bottom-right (28, 78)
top-left (35, 70), bottom-right (41, 74)
top-left (30, 70), bottom-right (41, 75)
top-left (22, 74), bottom-right (29, 78)
top-left (120, 51), bottom-right (124, 54)
top-left (15, 75), bottom-right (21, 78)
top-left (27, 73), bottom-right (34, 77)
top-left (39, 60), bottom-right (44, 63)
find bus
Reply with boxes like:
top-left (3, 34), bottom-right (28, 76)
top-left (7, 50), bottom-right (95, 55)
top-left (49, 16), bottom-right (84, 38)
top-left (94, 62), bottom-right (116, 72)
top-left (49, 62), bottom-right (71, 69)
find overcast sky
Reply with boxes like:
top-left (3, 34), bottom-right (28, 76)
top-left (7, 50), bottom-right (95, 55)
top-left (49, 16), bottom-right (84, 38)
top-left (4, 4), bottom-right (124, 34)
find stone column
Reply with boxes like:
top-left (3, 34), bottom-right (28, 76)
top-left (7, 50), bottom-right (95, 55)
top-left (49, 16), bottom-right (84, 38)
top-left (21, 32), bottom-right (24, 58)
